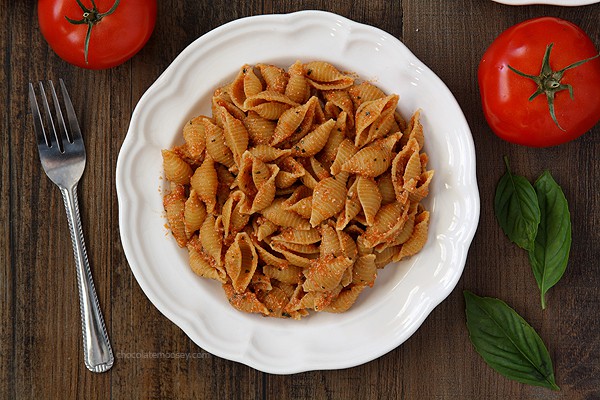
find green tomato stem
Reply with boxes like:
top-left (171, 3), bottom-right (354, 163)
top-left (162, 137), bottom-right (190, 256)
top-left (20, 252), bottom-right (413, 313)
top-left (508, 43), bottom-right (600, 132)
top-left (64, 0), bottom-right (121, 65)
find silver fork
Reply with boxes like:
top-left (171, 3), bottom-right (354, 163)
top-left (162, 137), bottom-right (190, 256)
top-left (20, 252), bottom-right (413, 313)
top-left (28, 79), bottom-right (114, 373)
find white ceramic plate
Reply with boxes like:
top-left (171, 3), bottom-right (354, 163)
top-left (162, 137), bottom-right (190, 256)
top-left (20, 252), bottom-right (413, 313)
top-left (116, 10), bottom-right (479, 374)
top-left (492, 0), bottom-right (599, 5)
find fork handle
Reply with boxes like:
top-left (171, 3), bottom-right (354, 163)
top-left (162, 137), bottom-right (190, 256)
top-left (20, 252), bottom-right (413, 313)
top-left (61, 185), bottom-right (114, 373)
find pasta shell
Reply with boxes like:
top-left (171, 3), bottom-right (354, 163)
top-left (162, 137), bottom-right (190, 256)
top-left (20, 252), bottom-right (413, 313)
top-left (377, 172), bottom-right (396, 205)
top-left (184, 189), bottom-right (207, 238)
top-left (403, 150), bottom-right (422, 185)
top-left (395, 110), bottom-right (408, 132)
top-left (292, 119), bottom-right (335, 157)
top-left (356, 235), bottom-right (373, 256)
top-left (200, 214), bottom-right (223, 266)
top-left (246, 163), bottom-right (279, 213)
top-left (270, 242), bottom-right (315, 268)
top-left (259, 286), bottom-right (291, 317)
top-left (222, 283), bottom-right (269, 315)
top-left (402, 110), bottom-right (424, 150)
top-left (251, 156), bottom-right (271, 188)
top-left (303, 254), bottom-right (353, 292)
top-left (319, 112), bottom-right (347, 164)
top-left (251, 102), bottom-right (291, 121)
top-left (340, 265), bottom-right (353, 287)
top-left (337, 230), bottom-right (358, 262)
top-left (243, 111), bottom-right (276, 145)
top-left (282, 185), bottom-right (313, 220)
top-left (202, 119), bottom-right (235, 168)
top-left (341, 138), bottom-right (393, 178)
top-left (385, 202), bottom-right (418, 248)
top-left (244, 66), bottom-right (264, 97)
top-left (303, 61), bottom-right (354, 90)
top-left (235, 153), bottom-right (258, 197)
top-left (352, 254), bottom-right (377, 287)
top-left (396, 210), bottom-right (430, 260)
top-left (348, 82), bottom-right (386, 109)
top-left (250, 271), bottom-right (272, 292)
top-left (323, 90), bottom-right (354, 130)
top-left (225, 232), bottom-right (258, 293)
top-left (261, 198), bottom-right (311, 230)
top-left (162, 149), bottom-right (193, 185)
top-left (275, 242), bottom-right (320, 255)
top-left (244, 90), bottom-right (298, 120)
top-left (252, 237), bottom-right (290, 268)
top-left (190, 155), bottom-right (218, 213)
top-left (187, 241), bottom-right (226, 282)
top-left (229, 64), bottom-right (253, 109)
top-left (307, 157), bottom-right (330, 181)
top-left (330, 139), bottom-right (358, 175)
top-left (248, 144), bottom-right (291, 162)
top-left (221, 190), bottom-right (250, 238)
top-left (374, 245), bottom-right (397, 268)
top-left (253, 216), bottom-right (279, 241)
top-left (257, 63), bottom-right (289, 93)
top-left (274, 157), bottom-right (305, 189)
top-left (310, 175), bottom-right (348, 227)
top-left (356, 176), bottom-right (382, 226)
top-left (361, 195), bottom-right (409, 248)
top-left (405, 170), bottom-right (434, 202)
top-left (320, 223), bottom-right (341, 257)
top-left (336, 196), bottom-right (361, 231)
top-left (182, 117), bottom-right (207, 159)
top-left (163, 183), bottom-right (187, 247)
top-left (212, 96), bottom-right (246, 128)
top-left (391, 137), bottom-right (420, 202)
top-left (354, 94), bottom-right (398, 148)
top-left (271, 96), bottom-right (319, 146)
top-left (323, 285), bottom-right (366, 313)
top-left (292, 287), bottom-right (342, 312)
top-left (285, 61), bottom-right (311, 104)
top-left (221, 107), bottom-right (249, 167)
top-left (270, 228), bottom-right (321, 245)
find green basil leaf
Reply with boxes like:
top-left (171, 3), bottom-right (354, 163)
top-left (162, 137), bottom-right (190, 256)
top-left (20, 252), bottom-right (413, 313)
top-left (528, 171), bottom-right (571, 309)
top-left (464, 291), bottom-right (560, 391)
top-left (494, 157), bottom-right (540, 251)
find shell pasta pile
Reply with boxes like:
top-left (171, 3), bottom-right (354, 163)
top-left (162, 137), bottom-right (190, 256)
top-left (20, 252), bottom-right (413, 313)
top-left (162, 61), bottom-right (434, 319)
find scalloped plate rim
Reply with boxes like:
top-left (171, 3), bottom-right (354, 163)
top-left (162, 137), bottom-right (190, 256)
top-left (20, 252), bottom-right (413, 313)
top-left (116, 10), bottom-right (480, 374)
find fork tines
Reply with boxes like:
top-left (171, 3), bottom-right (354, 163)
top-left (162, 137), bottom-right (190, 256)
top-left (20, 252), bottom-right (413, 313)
top-left (28, 79), bottom-right (82, 153)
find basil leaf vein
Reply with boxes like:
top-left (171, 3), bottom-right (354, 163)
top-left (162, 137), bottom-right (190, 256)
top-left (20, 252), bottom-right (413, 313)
top-left (494, 157), bottom-right (540, 251)
top-left (464, 291), bottom-right (560, 391)
top-left (529, 171), bottom-right (572, 309)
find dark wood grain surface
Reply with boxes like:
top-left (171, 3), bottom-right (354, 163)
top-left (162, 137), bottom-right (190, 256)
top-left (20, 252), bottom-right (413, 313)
top-left (2, 1), bottom-right (599, 399)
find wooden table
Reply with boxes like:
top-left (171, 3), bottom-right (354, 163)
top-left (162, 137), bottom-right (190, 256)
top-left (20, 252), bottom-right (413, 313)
top-left (2, 1), bottom-right (599, 399)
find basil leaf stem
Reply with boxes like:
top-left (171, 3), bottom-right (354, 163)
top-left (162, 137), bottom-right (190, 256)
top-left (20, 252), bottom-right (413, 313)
top-left (494, 156), bottom-right (541, 251)
top-left (528, 171), bottom-right (572, 309)
top-left (464, 291), bottom-right (560, 391)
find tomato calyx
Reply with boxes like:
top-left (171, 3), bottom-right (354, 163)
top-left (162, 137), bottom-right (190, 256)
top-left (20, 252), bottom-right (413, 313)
top-left (65, 0), bottom-right (121, 64)
top-left (508, 43), bottom-right (600, 131)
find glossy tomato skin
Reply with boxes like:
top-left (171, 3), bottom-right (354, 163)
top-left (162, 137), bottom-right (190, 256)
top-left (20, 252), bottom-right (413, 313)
top-left (479, 17), bottom-right (600, 147)
top-left (38, 0), bottom-right (157, 69)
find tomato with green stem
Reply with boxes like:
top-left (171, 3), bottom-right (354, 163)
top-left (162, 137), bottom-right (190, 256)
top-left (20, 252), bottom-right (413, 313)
top-left (38, 0), bottom-right (157, 69)
top-left (479, 17), bottom-right (600, 147)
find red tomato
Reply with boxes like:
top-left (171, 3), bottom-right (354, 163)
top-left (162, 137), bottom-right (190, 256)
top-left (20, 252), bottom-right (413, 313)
top-left (479, 17), bottom-right (600, 147)
top-left (38, 0), bottom-right (157, 69)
